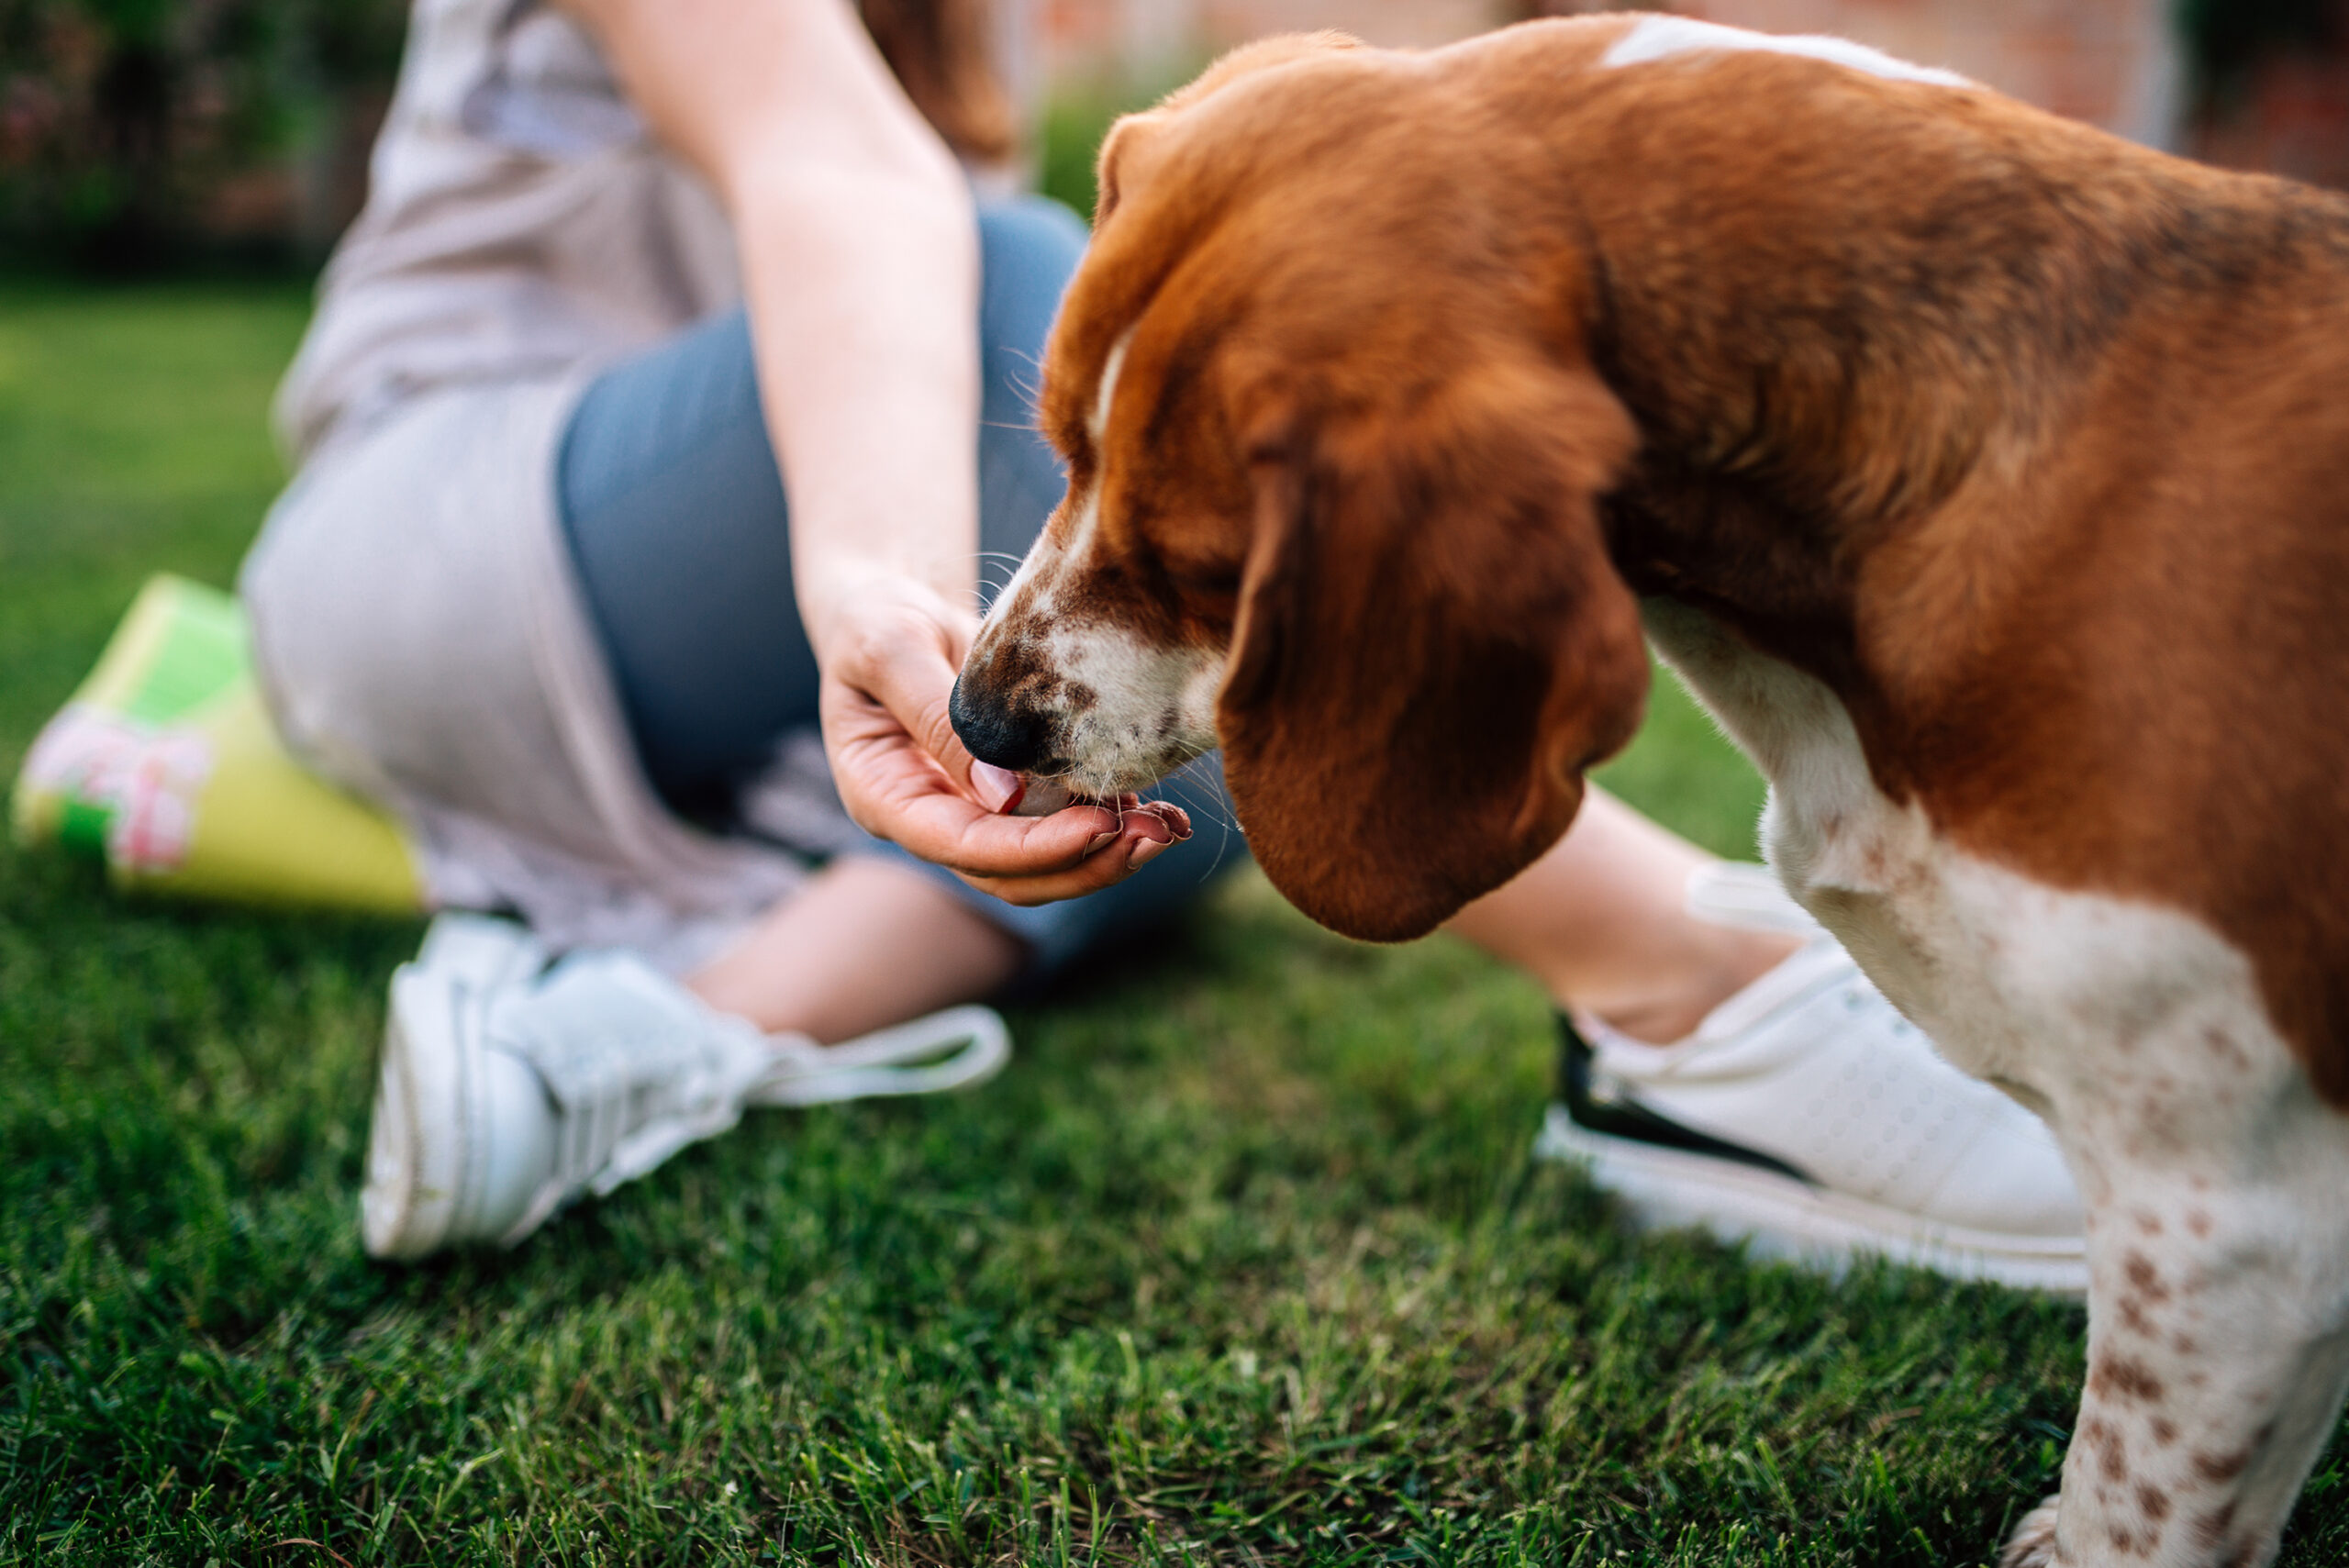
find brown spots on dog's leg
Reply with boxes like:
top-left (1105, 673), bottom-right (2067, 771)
top-left (2079, 1415), bottom-right (2129, 1484)
top-left (2089, 1355), bottom-right (2166, 1405)
top-left (2122, 1252), bottom-right (2172, 1304)
top-left (2187, 1208), bottom-right (2213, 1238)
top-left (2194, 1444), bottom-right (2254, 1485)
top-left (2150, 1416), bottom-right (2178, 1447)
top-left (2197, 1499), bottom-right (2237, 1548)
top-left (2134, 1484), bottom-right (2170, 1524)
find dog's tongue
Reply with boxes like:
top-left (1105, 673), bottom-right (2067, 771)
top-left (972, 765), bottom-right (1019, 817)
top-left (970, 761), bottom-right (1023, 813)
top-left (1009, 776), bottom-right (1079, 817)
top-left (971, 761), bottom-right (1081, 817)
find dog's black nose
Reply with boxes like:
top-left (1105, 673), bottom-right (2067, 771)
top-left (949, 674), bottom-right (1056, 772)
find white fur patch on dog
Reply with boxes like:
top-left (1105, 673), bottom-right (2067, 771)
top-left (1089, 326), bottom-right (1137, 446)
top-left (1602, 16), bottom-right (1970, 89)
top-left (1641, 595), bottom-right (2349, 1563)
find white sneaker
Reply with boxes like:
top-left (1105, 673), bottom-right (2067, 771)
top-left (360, 913), bottom-right (1011, 1261)
top-left (1532, 864), bottom-right (2087, 1296)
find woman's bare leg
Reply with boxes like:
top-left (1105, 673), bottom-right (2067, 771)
top-left (1444, 786), bottom-right (1797, 1044)
top-left (688, 855), bottom-right (1025, 1043)
top-left (696, 786), bottom-right (1793, 1049)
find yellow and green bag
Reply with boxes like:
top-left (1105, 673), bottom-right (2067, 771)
top-left (11, 574), bottom-right (427, 912)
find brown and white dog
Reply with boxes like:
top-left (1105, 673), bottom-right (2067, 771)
top-left (949, 16), bottom-right (2349, 1565)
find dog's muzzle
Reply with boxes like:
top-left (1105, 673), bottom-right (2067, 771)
top-left (948, 673), bottom-right (1061, 774)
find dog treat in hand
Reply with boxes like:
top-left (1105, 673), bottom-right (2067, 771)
top-left (1006, 775), bottom-right (1079, 817)
top-left (971, 761), bottom-right (1080, 817)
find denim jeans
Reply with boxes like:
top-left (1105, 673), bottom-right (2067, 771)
top-left (555, 195), bottom-right (1241, 975)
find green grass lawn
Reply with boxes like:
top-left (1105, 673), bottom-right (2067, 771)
top-left (2, 282), bottom-right (2343, 1568)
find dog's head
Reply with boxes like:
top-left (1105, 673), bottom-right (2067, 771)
top-left (952, 29), bottom-right (1649, 940)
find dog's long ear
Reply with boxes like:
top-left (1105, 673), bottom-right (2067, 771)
top-left (1219, 354), bottom-right (1649, 942)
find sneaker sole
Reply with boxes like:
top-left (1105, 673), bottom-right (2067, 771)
top-left (361, 960), bottom-right (470, 1260)
top-left (361, 917), bottom-right (546, 1260)
top-left (1534, 1103), bottom-right (2088, 1297)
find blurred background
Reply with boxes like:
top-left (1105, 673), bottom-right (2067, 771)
top-left (4, 10), bottom-right (2347, 1558)
top-left (2, 0), bottom-right (2343, 276)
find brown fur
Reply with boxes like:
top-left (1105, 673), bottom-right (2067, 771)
top-left (948, 23), bottom-right (2349, 1561)
top-left (1030, 17), bottom-right (2349, 1102)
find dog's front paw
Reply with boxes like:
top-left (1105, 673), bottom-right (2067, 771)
top-left (1999, 1495), bottom-right (2062, 1568)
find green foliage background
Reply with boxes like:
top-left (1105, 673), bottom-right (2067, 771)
top-left (4, 1), bottom-right (2343, 270)
top-left (0, 0), bottom-right (406, 266)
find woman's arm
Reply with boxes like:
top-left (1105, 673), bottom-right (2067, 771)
top-left (568, 0), bottom-right (976, 628)
top-left (558, 0), bottom-right (1180, 901)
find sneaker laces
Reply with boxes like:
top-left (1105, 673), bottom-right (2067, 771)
top-left (486, 954), bottom-right (1014, 1245)
top-left (490, 951), bottom-right (772, 1243)
top-left (748, 1004), bottom-right (1009, 1107)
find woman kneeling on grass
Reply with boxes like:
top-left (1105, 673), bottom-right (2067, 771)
top-left (240, 0), bottom-right (2083, 1287)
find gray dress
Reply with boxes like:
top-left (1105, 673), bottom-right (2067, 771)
top-left (243, 0), bottom-right (824, 969)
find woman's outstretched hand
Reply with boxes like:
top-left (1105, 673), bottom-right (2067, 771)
top-left (814, 577), bottom-right (1188, 906)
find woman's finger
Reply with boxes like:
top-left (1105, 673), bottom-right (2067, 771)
top-left (841, 727), bottom-right (1189, 884)
top-left (839, 618), bottom-right (991, 795)
top-left (956, 814), bottom-right (1193, 905)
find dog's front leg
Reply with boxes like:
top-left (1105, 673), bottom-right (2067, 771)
top-left (2003, 1060), bottom-right (2349, 1567)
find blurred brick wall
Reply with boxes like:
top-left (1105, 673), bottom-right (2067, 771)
top-left (1198, 0), bottom-right (1502, 48)
top-left (1033, 0), bottom-right (1510, 85)
top-left (1551, 0), bottom-right (2183, 145)
top-left (1036, 0), bottom-right (2179, 139)
top-left (1031, 0), bottom-right (2349, 185)
top-left (1038, 0), bottom-right (1494, 82)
